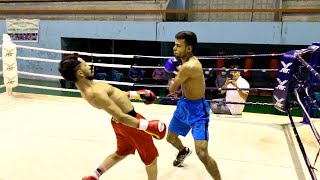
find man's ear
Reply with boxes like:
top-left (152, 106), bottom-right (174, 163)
top-left (75, 69), bottom-right (83, 77)
top-left (187, 46), bottom-right (192, 53)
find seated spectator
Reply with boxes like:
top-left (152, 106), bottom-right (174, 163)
top-left (210, 65), bottom-right (250, 115)
top-left (128, 63), bottom-right (143, 82)
top-left (215, 67), bottom-right (228, 98)
top-left (152, 64), bottom-right (166, 84)
top-left (215, 67), bottom-right (228, 89)
top-left (152, 64), bottom-right (166, 95)
top-left (128, 63), bottom-right (143, 90)
top-left (205, 69), bottom-right (215, 99)
top-left (94, 59), bottom-right (107, 80)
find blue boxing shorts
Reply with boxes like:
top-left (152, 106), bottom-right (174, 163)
top-left (168, 97), bottom-right (210, 140)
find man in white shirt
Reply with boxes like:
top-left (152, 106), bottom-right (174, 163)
top-left (210, 65), bottom-right (250, 115)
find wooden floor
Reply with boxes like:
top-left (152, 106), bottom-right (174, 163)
top-left (0, 92), bottom-right (320, 180)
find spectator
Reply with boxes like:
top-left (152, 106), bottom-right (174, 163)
top-left (128, 63), bottom-right (143, 90)
top-left (210, 65), bottom-right (250, 115)
top-left (94, 59), bottom-right (107, 80)
top-left (152, 64), bottom-right (166, 95)
top-left (214, 67), bottom-right (228, 98)
top-left (205, 69), bottom-right (215, 99)
top-left (215, 67), bottom-right (228, 89)
top-left (152, 64), bottom-right (166, 83)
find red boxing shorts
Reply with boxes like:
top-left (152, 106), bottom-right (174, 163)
top-left (111, 109), bottom-right (158, 165)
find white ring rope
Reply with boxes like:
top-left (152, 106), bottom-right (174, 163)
top-left (15, 45), bottom-right (283, 60)
top-left (19, 71), bottom-right (62, 80)
top-left (14, 56), bottom-right (280, 71)
top-left (17, 56), bottom-right (60, 63)
top-left (16, 56), bottom-right (163, 69)
top-left (17, 71), bottom-right (135, 86)
top-left (17, 83), bottom-right (165, 101)
top-left (18, 83), bottom-right (80, 92)
top-left (16, 45), bottom-right (135, 59)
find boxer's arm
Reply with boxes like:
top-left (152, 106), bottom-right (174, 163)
top-left (168, 65), bottom-right (189, 94)
top-left (91, 91), bottom-right (139, 128)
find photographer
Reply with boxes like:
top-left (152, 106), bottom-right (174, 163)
top-left (210, 65), bottom-right (250, 115)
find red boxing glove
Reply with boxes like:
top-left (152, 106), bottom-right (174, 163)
top-left (129, 89), bottom-right (156, 104)
top-left (82, 175), bottom-right (98, 180)
top-left (138, 119), bottom-right (167, 140)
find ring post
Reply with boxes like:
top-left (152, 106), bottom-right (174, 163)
top-left (2, 34), bottom-right (18, 96)
top-left (307, 42), bottom-right (320, 120)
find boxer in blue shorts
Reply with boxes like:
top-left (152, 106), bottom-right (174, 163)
top-left (164, 31), bottom-right (221, 180)
top-left (169, 97), bottom-right (210, 140)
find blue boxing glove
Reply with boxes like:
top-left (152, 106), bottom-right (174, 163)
top-left (164, 57), bottom-right (182, 74)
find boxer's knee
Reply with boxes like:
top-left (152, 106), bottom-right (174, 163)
top-left (166, 131), bottom-right (178, 144)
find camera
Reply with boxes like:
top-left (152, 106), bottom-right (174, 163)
top-left (228, 73), bottom-right (234, 79)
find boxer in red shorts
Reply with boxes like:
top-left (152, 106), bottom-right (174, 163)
top-left (58, 54), bottom-right (166, 180)
top-left (112, 110), bottom-right (158, 166)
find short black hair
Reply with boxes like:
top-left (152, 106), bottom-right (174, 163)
top-left (175, 31), bottom-right (197, 52)
top-left (58, 53), bottom-right (81, 82)
top-left (230, 65), bottom-right (240, 69)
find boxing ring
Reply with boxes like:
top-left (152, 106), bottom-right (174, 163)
top-left (1, 34), bottom-right (320, 180)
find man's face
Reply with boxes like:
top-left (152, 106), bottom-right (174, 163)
top-left (173, 39), bottom-right (189, 59)
top-left (78, 58), bottom-right (94, 80)
top-left (230, 69), bottom-right (241, 80)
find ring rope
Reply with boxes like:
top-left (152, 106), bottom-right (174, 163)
top-left (203, 68), bottom-right (278, 72)
top-left (16, 56), bottom-right (280, 72)
top-left (19, 71), bottom-right (62, 80)
top-left (158, 97), bottom-right (273, 106)
top-left (15, 45), bottom-right (145, 58)
top-left (208, 100), bottom-right (274, 106)
top-left (17, 71), bottom-right (275, 91)
top-left (16, 56), bottom-right (281, 71)
top-left (14, 45), bottom-right (284, 60)
top-left (195, 53), bottom-right (284, 60)
top-left (16, 45), bottom-right (135, 59)
top-left (17, 56), bottom-right (61, 64)
top-left (208, 87), bottom-right (274, 91)
top-left (16, 56), bottom-right (164, 69)
top-left (19, 83), bottom-right (80, 92)
top-left (294, 88), bottom-right (320, 143)
top-left (17, 71), bottom-right (135, 86)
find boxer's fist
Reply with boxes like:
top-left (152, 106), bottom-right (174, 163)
top-left (129, 90), bottom-right (156, 104)
top-left (137, 89), bottom-right (156, 104)
top-left (164, 57), bottom-right (182, 74)
top-left (167, 78), bottom-right (182, 94)
top-left (138, 119), bottom-right (167, 140)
